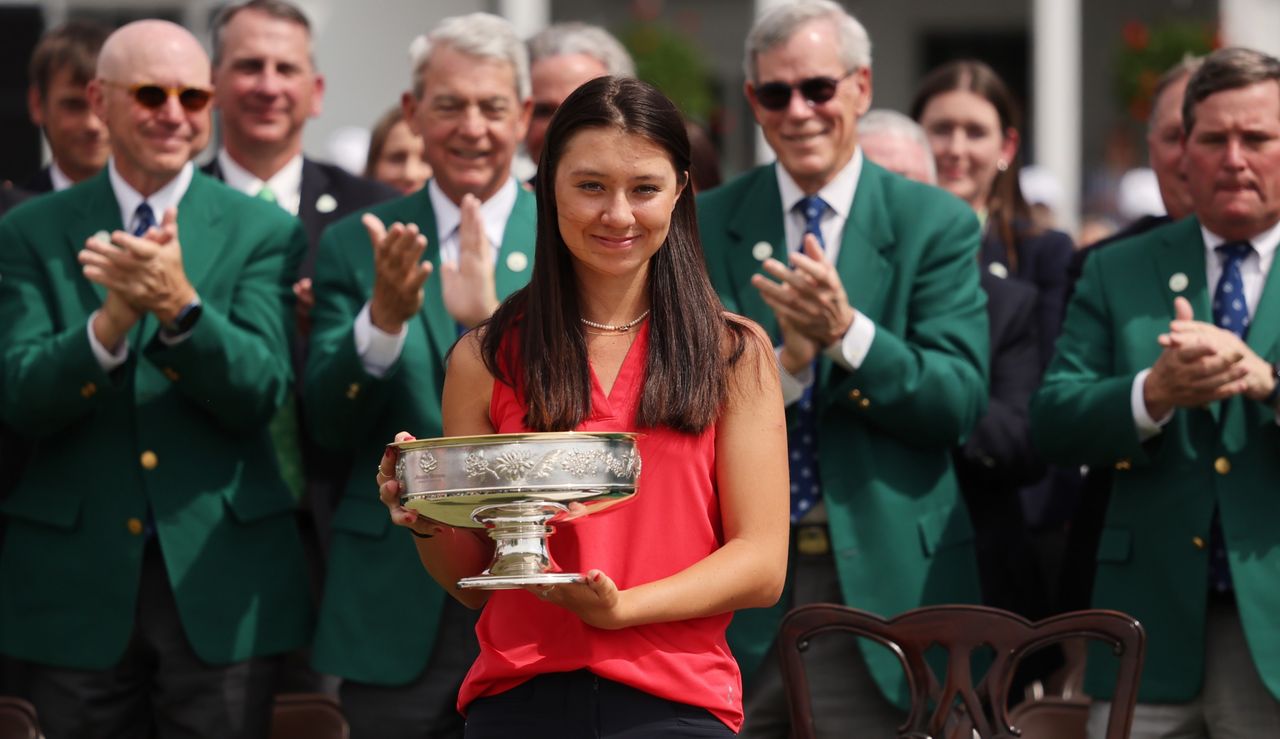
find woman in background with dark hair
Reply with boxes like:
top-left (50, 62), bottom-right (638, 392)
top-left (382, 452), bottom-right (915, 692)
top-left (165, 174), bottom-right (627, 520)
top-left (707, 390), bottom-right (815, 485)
top-left (376, 76), bottom-right (788, 738)
top-left (911, 60), bottom-right (1074, 371)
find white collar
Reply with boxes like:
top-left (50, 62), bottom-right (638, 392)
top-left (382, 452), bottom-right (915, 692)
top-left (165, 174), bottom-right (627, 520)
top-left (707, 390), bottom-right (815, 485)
top-left (107, 158), bottom-right (194, 232)
top-left (1200, 219), bottom-right (1280, 264)
top-left (427, 177), bottom-right (518, 248)
top-left (49, 162), bottom-right (75, 192)
top-left (775, 147), bottom-right (862, 219)
top-left (216, 148), bottom-right (305, 215)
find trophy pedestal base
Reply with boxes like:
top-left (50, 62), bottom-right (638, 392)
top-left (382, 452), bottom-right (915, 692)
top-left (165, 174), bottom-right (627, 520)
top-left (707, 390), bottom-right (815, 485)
top-left (457, 572), bottom-right (585, 590)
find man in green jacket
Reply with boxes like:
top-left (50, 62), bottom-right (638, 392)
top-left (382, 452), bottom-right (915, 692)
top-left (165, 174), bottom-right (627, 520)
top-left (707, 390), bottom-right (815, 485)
top-left (1033, 47), bottom-right (1280, 738)
top-left (0, 20), bottom-right (311, 737)
top-left (303, 12), bottom-right (535, 739)
top-left (697, 1), bottom-right (988, 735)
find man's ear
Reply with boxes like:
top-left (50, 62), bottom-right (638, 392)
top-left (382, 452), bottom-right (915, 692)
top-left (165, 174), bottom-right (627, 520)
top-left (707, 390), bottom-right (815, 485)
top-left (27, 85), bottom-right (45, 127)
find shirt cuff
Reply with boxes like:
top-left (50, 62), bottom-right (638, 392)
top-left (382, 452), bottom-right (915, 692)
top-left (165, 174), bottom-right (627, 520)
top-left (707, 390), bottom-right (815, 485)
top-left (1132, 368), bottom-right (1173, 441)
top-left (354, 302), bottom-right (408, 379)
top-left (87, 312), bottom-right (129, 372)
top-left (825, 310), bottom-right (876, 372)
top-left (775, 346), bottom-right (814, 406)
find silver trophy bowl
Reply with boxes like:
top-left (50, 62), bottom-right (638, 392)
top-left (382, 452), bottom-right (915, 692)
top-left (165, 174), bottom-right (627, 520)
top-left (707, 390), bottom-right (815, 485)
top-left (391, 432), bottom-right (641, 590)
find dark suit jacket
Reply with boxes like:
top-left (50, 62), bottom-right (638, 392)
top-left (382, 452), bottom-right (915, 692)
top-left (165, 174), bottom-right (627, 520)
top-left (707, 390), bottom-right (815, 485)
top-left (698, 161), bottom-right (988, 703)
top-left (0, 170), bottom-right (313, 669)
top-left (981, 224), bottom-right (1074, 371)
top-left (202, 157), bottom-right (399, 280)
top-left (955, 271), bottom-right (1046, 617)
top-left (0, 184), bottom-right (30, 216)
top-left (1032, 216), bottom-right (1280, 702)
top-left (21, 167), bottom-right (52, 195)
top-left (306, 185), bottom-right (536, 685)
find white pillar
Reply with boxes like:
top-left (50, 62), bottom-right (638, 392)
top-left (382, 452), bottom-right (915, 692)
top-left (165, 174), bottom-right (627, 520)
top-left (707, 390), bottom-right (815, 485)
top-left (1221, 0), bottom-right (1280, 56)
top-left (1033, 0), bottom-right (1081, 236)
top-left (499, 0), bottom-right (550, 40)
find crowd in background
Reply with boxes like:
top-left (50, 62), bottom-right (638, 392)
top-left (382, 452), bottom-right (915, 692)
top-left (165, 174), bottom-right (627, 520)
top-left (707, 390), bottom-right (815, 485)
top-left (1, 0), bottom-right (1279, 737)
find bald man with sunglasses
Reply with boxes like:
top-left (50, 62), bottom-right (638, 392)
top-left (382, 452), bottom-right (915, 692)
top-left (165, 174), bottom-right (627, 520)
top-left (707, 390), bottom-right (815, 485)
top-left (0, 20), bottom-right (311, 738)
top-left (697, 2), bottom-right (988, 735)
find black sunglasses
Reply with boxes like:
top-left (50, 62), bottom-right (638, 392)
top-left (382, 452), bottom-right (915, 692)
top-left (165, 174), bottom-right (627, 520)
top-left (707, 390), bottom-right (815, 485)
top-left (754, 70), bottom-right (856, 111)
top-left (104, 80), bottom-right (214, 112)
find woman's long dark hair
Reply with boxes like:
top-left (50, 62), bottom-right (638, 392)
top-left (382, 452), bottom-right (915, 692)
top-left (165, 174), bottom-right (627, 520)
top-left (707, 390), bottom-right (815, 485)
top-left (480, 76), bottom-right (746, 433)
top-left (910, 59), bottom-right (1035, 271)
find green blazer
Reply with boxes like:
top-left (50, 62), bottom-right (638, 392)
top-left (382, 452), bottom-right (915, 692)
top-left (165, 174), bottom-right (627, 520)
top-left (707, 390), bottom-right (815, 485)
top-left (697, 161), bottom-right (988, 703)
top-left (306, 184), bottom-right (536, 685)
top-left (1031, 217), bottom-right (1280, 703)
top-left (0, 169), bottom-right (313, 669)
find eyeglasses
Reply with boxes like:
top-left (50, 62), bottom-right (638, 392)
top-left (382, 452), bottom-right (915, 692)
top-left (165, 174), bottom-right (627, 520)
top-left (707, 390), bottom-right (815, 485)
top-left (102, 80), bottom-right (214, 112)
top-left (753, 70), bottom-right (856, 111)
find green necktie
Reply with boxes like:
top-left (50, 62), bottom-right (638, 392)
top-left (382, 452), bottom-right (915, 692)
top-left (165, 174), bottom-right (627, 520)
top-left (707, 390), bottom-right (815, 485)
top-left (256, 184), bottom-right (278, 204)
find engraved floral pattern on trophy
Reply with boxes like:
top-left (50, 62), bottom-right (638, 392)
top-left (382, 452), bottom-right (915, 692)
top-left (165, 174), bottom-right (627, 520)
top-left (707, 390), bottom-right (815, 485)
top-left (393, 433), bottom-right (641, 589)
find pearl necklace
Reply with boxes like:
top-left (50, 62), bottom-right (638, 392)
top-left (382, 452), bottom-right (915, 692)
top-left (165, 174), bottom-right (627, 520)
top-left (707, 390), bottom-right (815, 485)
top-left (580, 309), bottom-right (650, 333)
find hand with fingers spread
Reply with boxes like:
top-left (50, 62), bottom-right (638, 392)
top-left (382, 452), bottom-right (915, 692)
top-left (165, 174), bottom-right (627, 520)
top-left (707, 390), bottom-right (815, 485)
top-left (750, 234), bottom-right (856, 348)
top-left (524, 569), bottom-right (627, 630)
top-left (441, 193), bottom-right (499, 329)
top-left (366, 213), bottom-right (433, 334)
top-left (1144, 297), bottom-right (1253, 419)
top-left (78, 207), bottom-right (198, 325)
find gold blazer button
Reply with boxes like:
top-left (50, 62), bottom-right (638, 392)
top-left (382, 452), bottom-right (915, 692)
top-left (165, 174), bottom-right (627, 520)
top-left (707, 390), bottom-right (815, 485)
top-left (1214, 457), bottom-right (1231, 475)
top-left (126, 518), bottom-right (144, 536)
top-left (140, 450), bottom-right (159, 470)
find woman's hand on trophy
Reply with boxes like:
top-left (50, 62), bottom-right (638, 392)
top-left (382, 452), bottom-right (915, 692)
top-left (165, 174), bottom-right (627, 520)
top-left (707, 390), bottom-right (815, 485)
top-left (378, 431), bottom-right (443, 538)
top-left (527, 569), bottom-right (627, 629)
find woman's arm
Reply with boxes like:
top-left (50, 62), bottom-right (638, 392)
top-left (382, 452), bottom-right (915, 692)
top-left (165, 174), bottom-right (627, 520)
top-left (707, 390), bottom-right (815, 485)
top-left (543, 320), bottom-right (790, 628)
top-left (377, 331), bottom-right (497, 609)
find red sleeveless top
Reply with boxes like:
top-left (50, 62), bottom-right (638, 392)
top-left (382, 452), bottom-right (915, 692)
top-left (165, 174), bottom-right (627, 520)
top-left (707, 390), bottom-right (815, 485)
top-left (455, 322), bottom-right (743, 730)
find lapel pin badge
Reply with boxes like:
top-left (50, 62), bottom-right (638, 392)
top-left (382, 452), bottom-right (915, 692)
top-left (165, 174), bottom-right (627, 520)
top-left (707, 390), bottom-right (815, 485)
top-left (505, 251), bottom-right (529, 272)
top-left (1168, 272), bottom-right (1189, 293)
top-left (315, 194), bottom-right (338, 214)
top-left (987, 262), bottom-right (1009, 279)
top-left (751, 241), bottom-right (773, 261)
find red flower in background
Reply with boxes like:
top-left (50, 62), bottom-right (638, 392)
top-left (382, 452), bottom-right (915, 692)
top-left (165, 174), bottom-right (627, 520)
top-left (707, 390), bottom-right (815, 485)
top-left (1123, 21), bottom-right (1149, 51)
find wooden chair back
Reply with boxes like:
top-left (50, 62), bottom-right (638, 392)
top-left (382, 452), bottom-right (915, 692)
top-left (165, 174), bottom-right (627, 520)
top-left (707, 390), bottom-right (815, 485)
top-left (778, 604), bottom-right (1144, 739)
top-left (0, 696), bottom-right (39, 739)
top-left (270, 692), bottom-right (348, 739)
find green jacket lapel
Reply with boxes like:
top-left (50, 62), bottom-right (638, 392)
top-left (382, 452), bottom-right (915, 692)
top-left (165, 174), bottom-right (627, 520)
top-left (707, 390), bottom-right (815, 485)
top-left (1150, 219), bottom-right (1220, 423)
top-left (818, 161), bottom-right (893, 389)
top-left (67, 171), bottom-right (125, 307)
top-left (176, 173), bottom-right (222, 294)
top-left (494, 187), bottom-right (536, 299)
top-left (409, 192), bottom-right (452, 361)
top-left (722, 166), bottom-right (785, 337)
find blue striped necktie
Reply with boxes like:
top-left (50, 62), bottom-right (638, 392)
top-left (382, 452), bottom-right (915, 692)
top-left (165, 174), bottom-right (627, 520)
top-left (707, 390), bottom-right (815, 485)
top-left (1207, 240), bottom-right (1253, 593)
top-left (788, 195), bottom-right (828, 522)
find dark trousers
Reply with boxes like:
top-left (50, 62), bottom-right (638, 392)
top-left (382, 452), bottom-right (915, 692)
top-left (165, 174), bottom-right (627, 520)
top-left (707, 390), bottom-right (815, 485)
top-left (339, 596), bottom-right (479, 739)
top-left (464, 670), bottom-right (733, 739)
top-left (23, 539), bottom-right (280, 739)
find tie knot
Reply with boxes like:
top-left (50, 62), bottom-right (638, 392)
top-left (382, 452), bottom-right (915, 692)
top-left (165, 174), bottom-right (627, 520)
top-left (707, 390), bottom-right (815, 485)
top-left (133, 202), bottom-right (156, 237)
top-left (256, 185), bottom-right (277, 204)
top-left (796, 195), bottom-right (827, 221)
top-left (1217, 241), bottom-right (1253, 262)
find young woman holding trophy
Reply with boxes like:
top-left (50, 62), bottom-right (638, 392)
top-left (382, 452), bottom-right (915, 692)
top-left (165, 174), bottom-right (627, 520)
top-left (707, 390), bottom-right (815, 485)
top-left (375, 76), bottom-right (789, 736)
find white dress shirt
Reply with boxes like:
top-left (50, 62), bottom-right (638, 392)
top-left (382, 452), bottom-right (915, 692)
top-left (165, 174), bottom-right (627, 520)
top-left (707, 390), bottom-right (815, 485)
top-left (49, 162), bottom-right (74, 192)
top-left (354, 177), bottom-right (519, 377)
top-left (772, 149), bottom-right (878, 405)
top-left (1132, 218), bottom-right (1280, 438)
top-left (88, 159), bottom-right (195, 370)
top-left (217, 148), bottom-right (304, 216)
